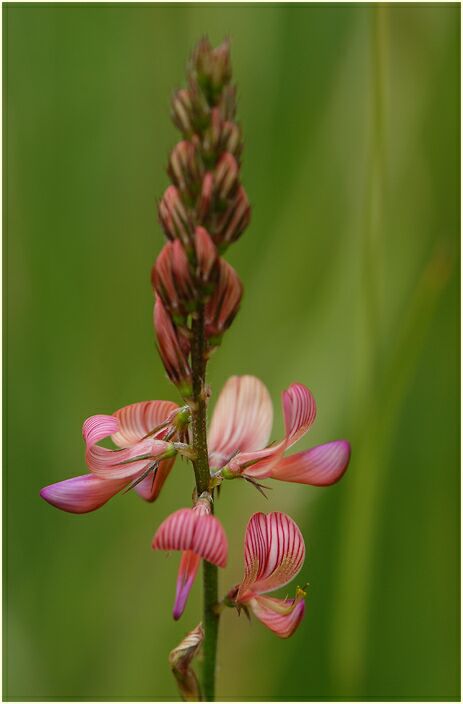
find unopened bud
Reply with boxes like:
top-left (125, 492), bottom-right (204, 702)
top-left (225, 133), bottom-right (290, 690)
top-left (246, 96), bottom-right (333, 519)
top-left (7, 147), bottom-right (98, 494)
top-left (193, 38), bottom-right (232, 105)
top-left (214, 185), bottom-right (251, 249)
top-left (171, 88), bottom-right (194, 135)
top-left (214, 152), bottom-right (239, 201)
top-left (205, 259), bottom-right (243, 345)
top-left (221, 121), bottom-right (242, 161)
top-left (198, 172), bottom-right (214, 220)
top-left (154, 297), bottom-right (192, 397)
top-left (194, 227), bottom-right (218, 292)
top-left (169, 623), bottom-right (204, 702)
top-left (168, 141), bottom-right (203, 202)
top-left (158, 185), bottom-right (192, 246)
top-left (202, 108), bottom-right (222, 164)
top-left (220, 84), bottom-right (237, 121)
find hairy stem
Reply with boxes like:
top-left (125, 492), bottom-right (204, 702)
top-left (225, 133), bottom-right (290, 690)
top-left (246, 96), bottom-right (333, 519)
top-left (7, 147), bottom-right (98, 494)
top-left (190, 306), bottom-right (219, 701)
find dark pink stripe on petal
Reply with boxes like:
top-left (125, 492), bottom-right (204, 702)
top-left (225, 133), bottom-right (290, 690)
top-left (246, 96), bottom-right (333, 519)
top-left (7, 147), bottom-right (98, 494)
top-left (238, 512), bottom-right (305, 599)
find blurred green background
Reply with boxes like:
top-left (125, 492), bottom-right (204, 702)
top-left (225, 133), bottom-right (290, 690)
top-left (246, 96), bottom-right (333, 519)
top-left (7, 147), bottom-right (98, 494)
top-left (4, 2), bottom-right (460, 700)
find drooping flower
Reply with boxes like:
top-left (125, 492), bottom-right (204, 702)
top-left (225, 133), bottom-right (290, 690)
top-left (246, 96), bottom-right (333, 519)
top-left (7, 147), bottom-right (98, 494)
top-left (152, 493), bottom-right (228, 620)
top-left (40, 400), bottom-right (188, 513)
top-left (227, 511), bottom-right (306, 638)
top-left (208, 375), bottom-right (350, 486)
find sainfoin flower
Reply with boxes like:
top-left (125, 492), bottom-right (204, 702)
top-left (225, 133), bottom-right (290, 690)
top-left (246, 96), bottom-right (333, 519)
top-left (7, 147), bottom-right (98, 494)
top-left (229, 511), bottom-right (306, 638)
top-left (152, 494), bottom-right (228, 619)
top-left (40, 400), bottom-right (184, 513)
top-left (208, 375), bottom-right (351, 485)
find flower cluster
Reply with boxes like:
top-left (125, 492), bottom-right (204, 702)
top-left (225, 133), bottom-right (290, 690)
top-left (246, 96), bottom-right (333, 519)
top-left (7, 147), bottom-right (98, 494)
top-left (40, 38), bottom-right (351, 700)
top-left (41, 374), bottom-right (350, 634)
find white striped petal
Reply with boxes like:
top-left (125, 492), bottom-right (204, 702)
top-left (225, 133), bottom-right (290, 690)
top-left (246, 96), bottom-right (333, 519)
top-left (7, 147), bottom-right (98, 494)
top-left (208, 376), bottom-right (273, 468)
top-left (238, 512), bottom-right (305, 599)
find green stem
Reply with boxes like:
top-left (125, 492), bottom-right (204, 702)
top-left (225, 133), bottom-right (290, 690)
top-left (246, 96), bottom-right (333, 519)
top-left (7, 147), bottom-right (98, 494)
top-left (190, 306), bottom-right (219, 701)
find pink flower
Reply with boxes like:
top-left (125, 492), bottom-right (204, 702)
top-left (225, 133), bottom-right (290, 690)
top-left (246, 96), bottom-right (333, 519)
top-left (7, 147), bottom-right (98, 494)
top-left (229, 511), bottom-right (306, 638)
top-left (40, 400), bottom-right (185, 514)
top-left (152, 495), bottom-right (228, 620)
top-left (208, 375), bottom-right (350, 486)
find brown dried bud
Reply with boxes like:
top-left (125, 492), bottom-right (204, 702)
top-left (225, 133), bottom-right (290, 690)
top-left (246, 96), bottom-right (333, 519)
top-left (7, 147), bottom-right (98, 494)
top-left (158, 185), bottom-right (192, 246)
top-left (169, 623), bottom-right (204, 702)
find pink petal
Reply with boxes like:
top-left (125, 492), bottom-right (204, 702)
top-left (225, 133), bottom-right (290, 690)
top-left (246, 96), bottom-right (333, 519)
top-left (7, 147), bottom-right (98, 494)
top-left (111, 400), bottom-right (179, 448)
top-left (87, 438), bottom-right (169, 479)
top-left (134, 457), bottom-right (176, 502)
top-left (248, 592), bottom-right (306, 638)
top-left (282, 383), bottom-right (316, 448)
top-left (152, 507), bottom-right (228, 567)
top-left (238, 512), bottom-right (305, 599)
top-left (40, 474), bottom-right (127, 514)
top-left (173, 550), bottom-right (201, 620)
top-left (82, 414), bottom-right (119, 447)
top-left (271, 440), bottom-right (351, 486)
top-left (208, 376), bottom-right (273, 468)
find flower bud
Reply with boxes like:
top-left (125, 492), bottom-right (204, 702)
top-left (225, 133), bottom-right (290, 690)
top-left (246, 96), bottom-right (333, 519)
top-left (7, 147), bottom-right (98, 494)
top-left (158, 185), bottom-right (192, 246)
top-left (214, 185), bottom-right (251, 249)
top-left (205, 259), bottom-right (243, 345)
top-left (171, 88), bottom-right (194, 135)
top-left (192, 38), bottom-right (231, 105)
top-left (214, 152), bottom-right (239, 202)
top-left (168, 141), bottom-right (203, 202)
top-left (194, 227), bottom-right (218, 290)
top-left (154, 296), bottom-right (192, 397)
top-left (202, 108), bottom-right (222, 163)
top-left (221, 121), bottom-right (242, 161)
top-left (198, 171), bottom-right (214, 220)
top-left (169, 623), bottom-right (204, 702)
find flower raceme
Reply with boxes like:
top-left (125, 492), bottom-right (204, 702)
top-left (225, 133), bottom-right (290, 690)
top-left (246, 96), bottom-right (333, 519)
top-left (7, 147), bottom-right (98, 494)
top-left (227, 512), bottom-right (306, 638)
top-left (208, 375), bottom-right (351, 486)
top-left (40, 401), bottom-right (189, 513)
top-left (152, 494), bottom-right (228, 620)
